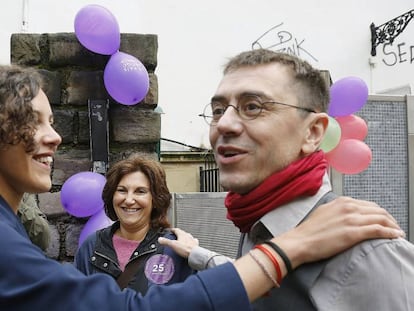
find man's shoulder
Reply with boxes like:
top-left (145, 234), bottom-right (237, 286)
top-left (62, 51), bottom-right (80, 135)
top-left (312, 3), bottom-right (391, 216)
top-left (351, 237), bottom-right (414, 256)
top-left (323, 237), bottom-right (414, 278)
top-left (312, 238), bottom-right (414, 309)
top-left (332, 237), bottom-right (412, 261)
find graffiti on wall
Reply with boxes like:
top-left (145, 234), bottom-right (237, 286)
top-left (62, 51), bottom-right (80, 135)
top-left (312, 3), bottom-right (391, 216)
top-left (251, 23), bottom-right (318, 62)
top-left (381, 42), bottom-right (414, 66)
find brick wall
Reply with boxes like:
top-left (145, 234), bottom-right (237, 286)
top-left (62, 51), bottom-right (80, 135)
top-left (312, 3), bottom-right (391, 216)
top-left (11, 32), bottom-right (160, 261)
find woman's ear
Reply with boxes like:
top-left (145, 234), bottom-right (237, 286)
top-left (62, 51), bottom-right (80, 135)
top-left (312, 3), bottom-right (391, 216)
top-left (302, 113), bottom-right (329, 154)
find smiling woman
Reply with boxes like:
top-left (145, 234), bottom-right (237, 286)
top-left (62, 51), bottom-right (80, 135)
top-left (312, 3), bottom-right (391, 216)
top-left (0, 65), bottom-right (62, 211)
top-left (74, 154), bottom-right (195, 294)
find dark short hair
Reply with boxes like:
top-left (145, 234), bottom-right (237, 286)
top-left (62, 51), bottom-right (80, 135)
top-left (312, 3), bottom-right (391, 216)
top-left (102, 154), bottom-right (171, 229)
top-left (223, 49), bottom-right (330, 113)
top-left (0, 65), bottom-right (42, 152)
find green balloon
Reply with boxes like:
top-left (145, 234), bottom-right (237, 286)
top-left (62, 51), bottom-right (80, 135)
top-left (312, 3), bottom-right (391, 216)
top-left (320, 116), bottom-right (341, 153)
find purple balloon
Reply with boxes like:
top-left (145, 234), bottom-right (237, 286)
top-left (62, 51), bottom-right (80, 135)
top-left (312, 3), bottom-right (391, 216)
top-left (74, 4), bottom-right (120, 55)
top-left (78, 209), bottom-right (113, 246)
top-left (60, 172), bottom-right (106, 218)
top-left (328, 77), bottom-right (369, 117)
top-left (104, 51), bottom-right (150, 105)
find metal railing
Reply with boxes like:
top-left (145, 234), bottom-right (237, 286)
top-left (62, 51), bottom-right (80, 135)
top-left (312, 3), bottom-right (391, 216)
top-left (199, 151), bottom-right (223, 192)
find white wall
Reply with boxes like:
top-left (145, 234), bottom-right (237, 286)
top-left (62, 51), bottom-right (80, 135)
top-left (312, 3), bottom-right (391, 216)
top-left (1, 0), bottom-right (413, 148)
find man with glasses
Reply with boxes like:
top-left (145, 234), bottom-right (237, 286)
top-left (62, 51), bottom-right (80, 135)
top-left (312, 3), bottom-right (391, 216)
top-left (167, 49), bottom-right (414, 310)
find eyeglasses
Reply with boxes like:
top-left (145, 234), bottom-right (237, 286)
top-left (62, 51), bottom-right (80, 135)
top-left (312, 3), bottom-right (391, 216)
top-left (198, 95), bottom-right (316, 126)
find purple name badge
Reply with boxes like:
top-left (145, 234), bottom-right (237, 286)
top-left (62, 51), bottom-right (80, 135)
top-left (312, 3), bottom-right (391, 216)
top-left (144, 254), bottom-right (175, 284)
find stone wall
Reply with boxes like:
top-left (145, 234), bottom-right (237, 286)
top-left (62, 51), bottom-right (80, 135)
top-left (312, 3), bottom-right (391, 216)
top-left (11, 32), bottom-right (160, 262)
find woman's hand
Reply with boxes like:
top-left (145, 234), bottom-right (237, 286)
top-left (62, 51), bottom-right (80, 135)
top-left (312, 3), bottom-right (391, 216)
top-left (273, 196), bottom-right (405, 269)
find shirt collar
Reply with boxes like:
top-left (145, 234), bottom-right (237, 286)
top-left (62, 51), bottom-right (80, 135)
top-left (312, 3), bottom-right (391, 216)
top-left (252, 173), bottom-right (332, 238)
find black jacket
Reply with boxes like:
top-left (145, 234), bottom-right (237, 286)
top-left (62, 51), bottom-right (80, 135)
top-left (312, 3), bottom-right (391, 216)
top-left (74, 221), bottom-right (194, 295)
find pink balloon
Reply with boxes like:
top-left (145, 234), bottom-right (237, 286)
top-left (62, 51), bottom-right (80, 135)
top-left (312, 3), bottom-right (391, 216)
top-left (325, 139), bottom-right (372, 174)
top-left (78, 209), bottom-right (113, 246)
top-left (104, 51), bottom-right (150, 105)
top-left (336, 115), bottom-right (368, 141)
top-left (60, 172), bottom-right (106, 217)
top-left (74, 4), bottom-right (120, 55)
top-left (328, 77), bottom-right (368, 117)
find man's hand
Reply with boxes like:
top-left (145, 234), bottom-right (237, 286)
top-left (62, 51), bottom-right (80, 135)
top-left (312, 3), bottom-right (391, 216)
top-left (159, 228), bottom-right (199, 258)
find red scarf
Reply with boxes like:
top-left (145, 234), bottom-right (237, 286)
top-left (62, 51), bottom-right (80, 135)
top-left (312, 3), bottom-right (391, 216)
top-left (225, 151), bottom-right (327, 233)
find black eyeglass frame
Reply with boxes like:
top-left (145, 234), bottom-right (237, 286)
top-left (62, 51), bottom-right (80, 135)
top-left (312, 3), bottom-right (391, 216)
top-left (198, 98), bottom-right (317, 126)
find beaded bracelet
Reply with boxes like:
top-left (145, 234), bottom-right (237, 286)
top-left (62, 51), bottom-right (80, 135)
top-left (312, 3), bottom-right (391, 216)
top-left (254, 244), bottom-right (282, 285)
top-left (263, 240), bottom-right (293, 274)
top-left (248, 250), bottom-right (280, 288)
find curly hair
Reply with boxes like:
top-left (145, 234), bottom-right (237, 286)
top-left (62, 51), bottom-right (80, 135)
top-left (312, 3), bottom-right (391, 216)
top-left (223, 49), bottom-right (330, 113)
top-left (0, 65), bottom-right (42, 153)
top-left (102, 154), bottom-right (172, 230)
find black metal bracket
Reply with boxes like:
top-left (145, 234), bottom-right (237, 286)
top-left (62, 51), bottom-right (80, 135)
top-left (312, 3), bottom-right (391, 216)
top-left (88, 99), bottom-right (109, 174)
top-left (370, 9), bottom-right (414, 56)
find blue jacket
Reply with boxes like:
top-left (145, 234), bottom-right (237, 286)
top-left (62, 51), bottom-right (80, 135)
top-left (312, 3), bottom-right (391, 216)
top-left (74, 222), bottom-right (194, 295)
top-left (0, 196), bottom-right (251, 311)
